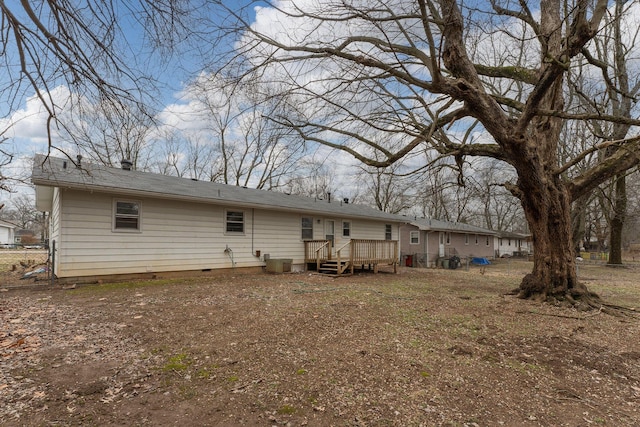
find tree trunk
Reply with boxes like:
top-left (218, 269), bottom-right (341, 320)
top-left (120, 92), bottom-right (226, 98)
top-left (608, 173), bottom-right (626, 265)
top-left (571, 195), bottom-right (589, 253)
top-left (516, 176), bottom-right (578, 300)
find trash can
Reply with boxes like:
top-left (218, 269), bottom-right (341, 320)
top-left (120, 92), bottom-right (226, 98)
top-left (405, 255), bottom-right (413, 267)
top-left (441, 258), bottom-right (449, 269)
top-left (449, 255), bottom-right (460, 270)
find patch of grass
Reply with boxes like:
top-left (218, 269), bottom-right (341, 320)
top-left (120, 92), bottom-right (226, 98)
top-left (296, 368), bottom-right (307, 375)
top-left (228, 375), bottom-right (240, 382)
top-left (162, 353), bottom-right (192, 372)
top-left (277, 404), bottom-right (296, 415)
top-left (196, 367), bottom-right (214, 379)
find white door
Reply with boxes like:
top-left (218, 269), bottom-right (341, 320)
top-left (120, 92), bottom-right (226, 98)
top-left (325, 220), bottom-right (335, 250)
top-left (439, 232), bottom-right (445, 257)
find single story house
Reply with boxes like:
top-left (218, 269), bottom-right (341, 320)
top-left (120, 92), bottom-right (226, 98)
top-left (0, 219), bottom-right (17, 245)
top-left (400, 218), bottom-right (497, 267)
top-left (496, 231), bottom-right (531, 257)
top-left (32, 155), bottom-right (405, 281)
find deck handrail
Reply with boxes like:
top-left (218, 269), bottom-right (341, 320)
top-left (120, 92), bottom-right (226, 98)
top-left (315, 241), bottom-right (330, 271)
top-left (335, 240), bottom-right (351, 272)
top-left (304, 240), bottom-right (331, 271)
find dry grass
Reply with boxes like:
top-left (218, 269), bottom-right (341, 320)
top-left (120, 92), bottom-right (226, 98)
top-left (2, 260), bottom-right (640, 426)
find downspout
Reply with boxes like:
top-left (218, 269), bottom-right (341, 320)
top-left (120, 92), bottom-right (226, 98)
top-left (425, 231), bottom-right (430, 268)
top-left (251, 208), bottom-right (255, 256)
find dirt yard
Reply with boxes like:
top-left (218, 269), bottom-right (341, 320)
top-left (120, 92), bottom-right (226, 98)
top-left (2, 260), bottom-right (640, 426)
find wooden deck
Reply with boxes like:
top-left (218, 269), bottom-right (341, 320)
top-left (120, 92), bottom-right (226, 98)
top-left (304, 239), bottom-right (399, 275)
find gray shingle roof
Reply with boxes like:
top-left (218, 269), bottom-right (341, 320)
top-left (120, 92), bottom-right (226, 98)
top-left (409, 218), bottom-right (497, 235)
top-left (31, 154), bottom-right (408, 223)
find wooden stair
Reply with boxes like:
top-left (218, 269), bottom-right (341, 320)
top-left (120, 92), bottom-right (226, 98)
top-left (318, 260), bottom-right (351, 275)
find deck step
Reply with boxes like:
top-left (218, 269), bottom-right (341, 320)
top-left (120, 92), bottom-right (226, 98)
top-left (319, 260), bottom-right (350, 275)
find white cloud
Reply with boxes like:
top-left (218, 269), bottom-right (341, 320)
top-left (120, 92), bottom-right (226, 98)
top-left (1, 86), bottom-right (75, 153)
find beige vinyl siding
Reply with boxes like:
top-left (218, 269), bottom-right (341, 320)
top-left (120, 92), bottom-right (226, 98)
top-left (55, 189), bottom-right (400, 277)
top-left (58, 190), bottom-right (235, 277)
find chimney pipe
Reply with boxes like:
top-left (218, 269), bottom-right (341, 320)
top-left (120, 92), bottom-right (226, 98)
top-left (327, 192), bottom-right (331, 203)
top-left (76, 154), bottom-right (82, 168)
top-left (121, 159), bottom-right (133, 170)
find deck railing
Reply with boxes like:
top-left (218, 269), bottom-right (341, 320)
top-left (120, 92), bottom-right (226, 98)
top-left (351, 239), bottom-right (398, 266)
top-left (304, 240), bottom-right (332, 271)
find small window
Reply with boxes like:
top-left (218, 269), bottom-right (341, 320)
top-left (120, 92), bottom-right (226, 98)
top-left (410, 230), bottom-right (419, 245)
top-left (475, 234), bottom-right (479, 245)
top-left (465, 234), bottom-right (469, 245)
top-left (486, 236), bottom-right (490, 246)
top-left (385, 224), bottom-right (392, 240)
top-left (114, 200), bottom-right (140, 231)
top-left (225, 210), bottom-right (244, 233)
top-left (342, 221), bottom-right (351, 238)
top-left (446, 232), bottom-right (451, 245)
top-left (302, 217), bottom-right (313, 240)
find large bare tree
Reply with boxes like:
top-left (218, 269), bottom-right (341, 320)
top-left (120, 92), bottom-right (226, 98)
top-left (212, 0), bottom-right (640, 304)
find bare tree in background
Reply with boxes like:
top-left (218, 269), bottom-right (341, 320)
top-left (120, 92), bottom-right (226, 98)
top-left (283, 160), bottom-right (338, 200)
top-left (471, 159), bottom-right (524, 232)
top-left (188, 75), bottom-right (307, 189)
top-left (0, 135), bottom-right (13, 192)
top-left (61, 100), bottom-right (155, 169)
top-left (0, 0), bottom-right (197, 158)
top-left (0, 193), bottom-right (40, 228)
top-left (212, 0), bottom-right (640, 305)
top-left (357, 162), bottom-right (414, 214)
top-left (570, 0), bottom-right (640, 265)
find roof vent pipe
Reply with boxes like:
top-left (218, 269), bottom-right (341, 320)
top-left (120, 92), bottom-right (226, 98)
top-left (121, 159), bottom-right (133, 170)
top-left (327, 192), bottom-right (331, 203)
top-left (343, 198), bottom-right (349, 204)
top-left (76, 154), bottom-right (82, 168)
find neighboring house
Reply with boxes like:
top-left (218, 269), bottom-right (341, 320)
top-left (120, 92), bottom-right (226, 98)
top-left (0, 219), bottom-right (17, 245)
top-left (496, 231), bottom-right (531, 257)
top-left (400, 218), bottom-right (496, 267)
top-left (32, 155), bottom-right (405, 281)
top-left (14, 229), bottom-right (38, 245)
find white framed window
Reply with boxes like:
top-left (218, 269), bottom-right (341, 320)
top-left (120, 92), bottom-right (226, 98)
top-left (465, 234), bottom-right (469, 245)
top-left (475, 234), bottom-right (479, 245)
top-left (225, 210), bottom-right (244, 234)
top-left (385, 224), bottom-right (392, 240)
top-left (113, 200), bottom-right (141, 232)
top-left (410, 230), bottom-right (419, 244)
top-left (342, 221), bottom-right (351, 238)
top-left (445, 232), bottom-right (451, 245)
top-left (486, 236), bottom-right (491, 246)
top-left (301, 217), bottom-right (313, 240)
